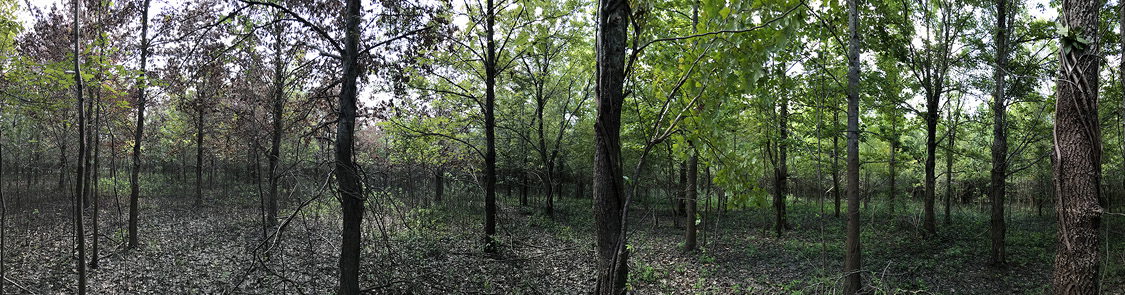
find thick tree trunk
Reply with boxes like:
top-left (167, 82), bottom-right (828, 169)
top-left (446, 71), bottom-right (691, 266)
top-left (685, 152), bottom-right (697, 252)
top-left (924, 91), bottom-right (938, 234)
top-left (843, 0), bottom-right (862, 291)
top-left (336, 0), bottom-right (365, 293)
top-left (593, 0), bottom-right (630, 291)
top-left (1051, 0), bottom-right (1102, 292)
top-left (989, 0), bottom-right (1009, 267)
top-left (128, 0), bottom-right (151, 249)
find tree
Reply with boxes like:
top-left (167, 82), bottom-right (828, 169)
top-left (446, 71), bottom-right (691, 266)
top-left (71, 0), bottom-right (87, 292)
top-left (334, 0), bottom-right (364, 292)
top-left (684, 149), bottom-right (697, 251)
top-left (128, 0), bottom-right (151, 249)
top-left (843, 0), bottom-right (862, 291)
top-left (592, 0), bottom-right (630, 291)
top-left (1051, 0), bottom-right (1103, 291)
top-left (988, 0), bottom-right (1009, 267)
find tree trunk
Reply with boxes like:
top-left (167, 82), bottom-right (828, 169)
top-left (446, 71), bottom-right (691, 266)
top-left (774, 96), bottom-right (789, 237)
top-left (267, 20), bottom-right (285, 228)
top-left (128, 0), bottom-right (152, 249)
top-left (195, 101), bottom-right (204, 207)
top-left (482, 0), bottom-right (498, 254)
top-left (434, 169), bottom-right (443, 203)
top-left (1119, 0), bottom-right (1124, 213)
top-left (90, 80), bottom-right (102, 269)
top-left (336, 0), bottom-right (365, 293)
top-left (520, 171), bottom-right (528, 206)
top-left (833, 110), bottom-right (840, 218)
top-left (843, 0), bottom-right (862, 291)
top-left (945, 112), bottom-right (955, 224)
top-left (593, 0), bottom-right (630, 291)
top-left (989, 0), bottom-right (1009, 267)
top-left (72, 0), bottom-right (87, 291)
top-left (1051, 0), bottom-right (1102, 292)
top-left (677, 161), bottom-right (686, 216)
top-left (685, 152), bottom-right (697, 252)
top-left (889, 114), bottom-right (897, 215)
top-left (924, 90), bottom-right (938, 234)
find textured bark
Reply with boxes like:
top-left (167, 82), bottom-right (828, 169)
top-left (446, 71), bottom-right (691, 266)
top-left (1119, 0), bottom-right (1124, 212)
top-left (128, 0), bottom-right (151, 249)
top-left (483, 0), bottom-right (498, 254)
top-left (1051, 0), bottom-right (1102, 292)
top-left (843, 0), bottom-right (862, 290)
top-left (924, 90), bottom-right (938, 234)
top-left (336, 0), bottom-right (364, 293)
top-left (989, 0), bottom-right (1009, 267)
top-left (774, 96), bottom-right (789, 237)
top-left (592, 0), bottom-right (630, 291)
top-left (685, 152), bottom-right (697, 252)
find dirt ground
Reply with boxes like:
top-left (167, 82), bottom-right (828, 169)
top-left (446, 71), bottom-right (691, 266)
top-left (5, 180), bottom-right (1123, 294)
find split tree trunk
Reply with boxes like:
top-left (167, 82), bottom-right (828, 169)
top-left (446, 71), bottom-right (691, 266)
top-left (592, 0), bottom-right (630, 290)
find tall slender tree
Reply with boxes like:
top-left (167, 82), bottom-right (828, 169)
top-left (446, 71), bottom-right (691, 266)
top-left (128, 0), bottom-right (152, 249)
top-left (1051, 0), bottom-right (1103, 291)
top-left (336, 0), bottom-right (364, 293)
top-left (988, 0), bottom-right (1009, 267)
top-left (843, 0), bottom-right (862, 290)
top-left (72, 0), bottom-right (87, 292)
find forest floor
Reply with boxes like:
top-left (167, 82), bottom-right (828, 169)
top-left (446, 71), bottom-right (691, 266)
top-left (5, 176), bottom-right (1125, 294)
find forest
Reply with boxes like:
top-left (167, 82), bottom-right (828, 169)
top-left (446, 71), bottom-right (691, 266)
top-left (0, 0), bottom-right (1120, 293)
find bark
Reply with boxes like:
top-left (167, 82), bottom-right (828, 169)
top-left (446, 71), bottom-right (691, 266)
top-left (774, 96), bottom-right (789, 237)
top-left (593, 0), bottom-right (630, 291)
top-left (91, 83), bottom-right (101, 269)
top-left (1051, 0), bottom-right (1102, 292)
top-left (1119, 0), bottom-right (1124, 212)
top-left (833, 110), bottom-right (840, 218)
top-left (483, 0), bottom-right (498, 254)
top-left (924, 90), bottom-right (938, 234)
top-left (945, 113), bottom-right (955, 224)
top-left (989, 0), bottom-right (1008, 267)
top-left (889, 113), bottom-right (897, 215)
top-left (128, 0), bottom-right (151, 249)
top-left (336, 0), bottom-right (365, 293)
top-left (685, 152), bottom-right (697, 252)
top-left (267, 20), bottom-right (285, 228)
top-left (195, 99), bottom-right (204, 207)
top-left (843, 0), bottom-right (862, 291)
top-left (434, 169), bottom-right (443, 203)
top-left (677, 161), bottom-right (686, 216)
top-left (72, 0), bottom-right (87, 291)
